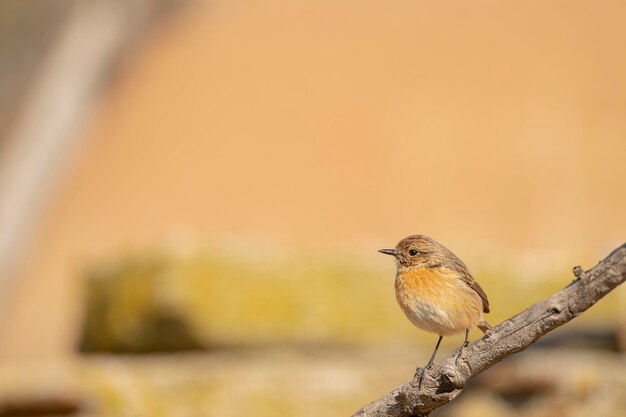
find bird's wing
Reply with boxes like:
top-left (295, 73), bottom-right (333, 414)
top-left (466, 277), bottom-right (490, 313)
top-left (443, 251), bottom-right (490, 314)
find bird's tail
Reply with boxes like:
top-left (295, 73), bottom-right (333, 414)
top-left (477, 317), bottom-right (492, 334)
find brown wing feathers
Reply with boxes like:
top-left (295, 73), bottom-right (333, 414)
top-left (441, 247), bottom-right (490, 314)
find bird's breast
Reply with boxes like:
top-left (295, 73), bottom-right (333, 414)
top-left (395, 267), bottom-right (482, 336)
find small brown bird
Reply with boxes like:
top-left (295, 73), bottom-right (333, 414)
top-left (379, 235), bottom-right (491, 381)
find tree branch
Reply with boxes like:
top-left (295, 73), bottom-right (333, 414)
top-left (352, 242), bottom-right (626, 417)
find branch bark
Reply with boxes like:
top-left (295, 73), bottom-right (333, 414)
top-left (352, 242), bottom-right (626, 417)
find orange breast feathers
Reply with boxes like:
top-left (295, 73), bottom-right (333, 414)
top-left (395, 267), bottom-right (483, 336)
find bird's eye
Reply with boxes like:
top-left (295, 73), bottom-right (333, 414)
top-left (408, 249), bottom-right (419, 256)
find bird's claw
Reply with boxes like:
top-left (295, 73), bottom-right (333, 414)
top-left (452, 342), bottom-right (468, 359)
top-left (415, 362), bottom-right (434, 389)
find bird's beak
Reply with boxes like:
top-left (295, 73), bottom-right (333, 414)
top-left (378, 248), bottom-right (399, 257)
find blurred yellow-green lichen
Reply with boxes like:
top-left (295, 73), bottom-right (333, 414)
top-left (79, 247), bottom-right (621, 353)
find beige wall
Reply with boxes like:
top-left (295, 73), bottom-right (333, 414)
top-left (3, 0), bottom-right (625, 361)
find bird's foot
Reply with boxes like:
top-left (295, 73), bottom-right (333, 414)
top-left (452, 341), bottom-right (469, 359)
top-left (415, 362), bottom-right (434, 389)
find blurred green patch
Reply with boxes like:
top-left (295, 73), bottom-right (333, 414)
top-left (79, 246), bottom-right (621, 352)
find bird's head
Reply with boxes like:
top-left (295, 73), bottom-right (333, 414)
top-left (378, 234), bottom-right (448, 269)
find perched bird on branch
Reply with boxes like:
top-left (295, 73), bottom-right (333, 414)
top-left (379, 235), bottom-right (491, 386)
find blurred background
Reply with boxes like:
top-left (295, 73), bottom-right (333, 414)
top-left (0, 0), bottom-right (625, 416)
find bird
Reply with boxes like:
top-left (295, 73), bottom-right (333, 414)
top-left (378, 234), bottom-right (491, 386)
